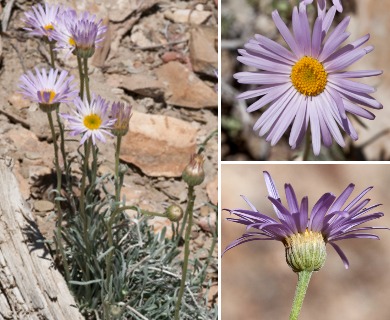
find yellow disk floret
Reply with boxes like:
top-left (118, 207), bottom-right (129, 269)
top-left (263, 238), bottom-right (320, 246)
top-left (44, 24), bottom-right (54, 31)
top-left (291, 56), bottom-right (327, 96)
top-left (83, 114), bottom-right (102, 130)
top-left (39, 90), bottom-right (56, 104)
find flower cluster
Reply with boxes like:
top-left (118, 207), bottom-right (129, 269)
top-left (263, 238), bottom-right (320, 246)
top-left (19, 3), bottom-right (131, 146)
top-left (236, 1), bottom-right (382, 156)
top-left (18, 67), bottom-right (132, 144)
top-left (23, 3), bottom-right (107, 58)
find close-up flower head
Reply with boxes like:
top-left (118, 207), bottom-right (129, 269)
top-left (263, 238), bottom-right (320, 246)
top-left (111, 101), bottom-right (132, 137)
top-left (224, 171), bottom-right (387, 270)
top-left (18, 67), bottom-right (77, 112)
top-left (23, 2), bottom-right (61, 40)
top-left (233, 4), bottom-right (382, 156)
top-left (61, 95), bottom-right (116, 145)
top-left (52, 9), bottom-right (107, 58)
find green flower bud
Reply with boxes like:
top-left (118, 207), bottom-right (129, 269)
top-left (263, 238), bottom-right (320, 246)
top-left (182, 154), bottom-right (205, 186)
top-left (166, 204), bottom-right (183, 222)
top-left (39, 102), bottom-right (60, 113)
top-left (74, 46), bottom-right (95, 59)
top-left (284, 230), bottom-right (326, 272)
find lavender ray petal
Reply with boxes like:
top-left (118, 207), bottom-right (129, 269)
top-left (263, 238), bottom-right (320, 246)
top-left (329, 242), bottom-right (349, 269)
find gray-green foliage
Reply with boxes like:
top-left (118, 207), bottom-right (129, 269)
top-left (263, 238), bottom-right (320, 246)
top-left (60, 165), bottom-right (217, 319)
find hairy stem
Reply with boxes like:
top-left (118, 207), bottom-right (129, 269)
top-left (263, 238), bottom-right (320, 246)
top-left (174, 185), bottom-right (195, 320)
top-left (289, 271), bottom-right (313, 320)
top-left (47, 111), bottom-right (70, 282)
top-left (83, 57), bottom-right (91, 103)
top-left (114, 135), bottom-right (122, 203)
top-left (48, 41), bottom-right (55, 68)
top-left (80, 138), bottom-right (92, 299)
top-left (77, 55), bottom-right (84, 99)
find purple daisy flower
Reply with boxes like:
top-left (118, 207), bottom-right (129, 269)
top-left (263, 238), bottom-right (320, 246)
top-left (19, 68), bottom-right (78, 112)
top-left (224, 171), bottom-right (387, 270)
top-left (52, 9), bottom-right (107, 58)
top-left (111, 101), bottom-right (132, 137)
top-left (23, 2), bottom-right (61, 40)
top-left (234, 5), bottom-right (382, 155)
top-left (61, 95), bottom-right (116, 145)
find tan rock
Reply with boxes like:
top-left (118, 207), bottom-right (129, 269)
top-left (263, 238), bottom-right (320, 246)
top-left (120, 111), bottom-right (198, 177)
top-left (206, 175), bottom-right (218, 205)
top-left (164, 9), bottom-right (212, 25)
top-left (189, 26), bottom-right (218, 75)
top-left (8, 93), bottom-right (30, 110)
top-left (155, 61), bottom-right (217, 109)
top-left (107, 74), bottom-right (164, 99)
top-left (33, 200), bottom-right (55, 212)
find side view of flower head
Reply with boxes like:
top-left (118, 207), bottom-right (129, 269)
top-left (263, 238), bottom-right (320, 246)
top-left (111, 101), bottom-right (132, 137)
top-left (52, 9), bottom-right (107, 58)
top-left (18, 67), bottom-right (78, 112)
top-left (23, 2), bottom-right (61, 40)
top-left (234, 4), bottom-right (382, 156)
top-left (61, 95), bottom-right (116, 145)
top-left (224, 171), bottom-right (387, 270)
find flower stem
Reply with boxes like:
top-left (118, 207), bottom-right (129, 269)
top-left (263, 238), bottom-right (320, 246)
top-left (77, 55), bottom-right (84, 99)
top-left (289, 271), bottom-right (313, 320)
top-left (174, 185), bottom-right (195, 320)
top-left (80, 138), bottom-right (92, 299)
top-left (83, 57), bottom-right (91, 103)
top-left (47, 111), bottom-right (70, 282)
top-left (114, 135), bottom-right (122, 202)
top-left (48, 41), bottom-right (55, 68)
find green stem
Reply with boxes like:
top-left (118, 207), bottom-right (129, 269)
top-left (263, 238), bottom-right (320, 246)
top-left (77, 55), bottom-right (84, 99)
top-left (302, 132), bottom-right (311, 161)
top-left (80, 138), bottom-right (92, 299)
top-left (56, 110), bottom-right (68, 177)
top-left (91, 144), bottom-right (98, 187)
top-left (114, 135), bottom-right (122, 202)
top-left (197, 129), bottom-right (217, 155)
top-left (48, 41), bottom-right (55, 68)
top-left (47, 112), bottom-right (70, 282)
top-left (174, 185), bottom-right (195, 320)
top-left (83, 57), bottom-right (91, 103)
top-left (175, 206), bottom-right (188, 246)
top-left (289, 271), bottom-right (313, 320)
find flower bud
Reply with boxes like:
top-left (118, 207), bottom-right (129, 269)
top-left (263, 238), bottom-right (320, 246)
top-left (166, 204), bottom-right (183, 222)
top-left (284, 230), bottom-right (326, 272)
top-left (182, 154), bottom-right (205, 186)
top-left (111, 102), bottom-right (132, 137)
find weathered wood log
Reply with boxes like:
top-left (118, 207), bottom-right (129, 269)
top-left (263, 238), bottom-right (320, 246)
top-left (0, 157), bottom-right (84, 320)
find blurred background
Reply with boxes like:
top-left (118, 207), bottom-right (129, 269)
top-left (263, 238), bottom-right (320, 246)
top-left (221, 0), bottom-right (390, 160)
top-left (221, 164), bottom-right (390, 319)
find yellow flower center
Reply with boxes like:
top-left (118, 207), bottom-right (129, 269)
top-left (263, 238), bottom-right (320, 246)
top-left (83, 114), bottom-right (102, 130)
top-left (44, 24), bottom-right (54, 31)
top-left (69, 37), bottom-right (76, 46)
top-left (290, 56), bottom-right (327, 96)
top-left (39, 90), bottom-right (56, 104)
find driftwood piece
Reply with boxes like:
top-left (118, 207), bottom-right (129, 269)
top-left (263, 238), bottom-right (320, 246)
top-left (0, 157), bottom-right (84, 320)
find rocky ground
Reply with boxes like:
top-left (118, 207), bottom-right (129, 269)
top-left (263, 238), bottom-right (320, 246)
top-left (221, 0), bottom-right (390, 160)
top-left (0, 0), bottom-right (218, 311)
